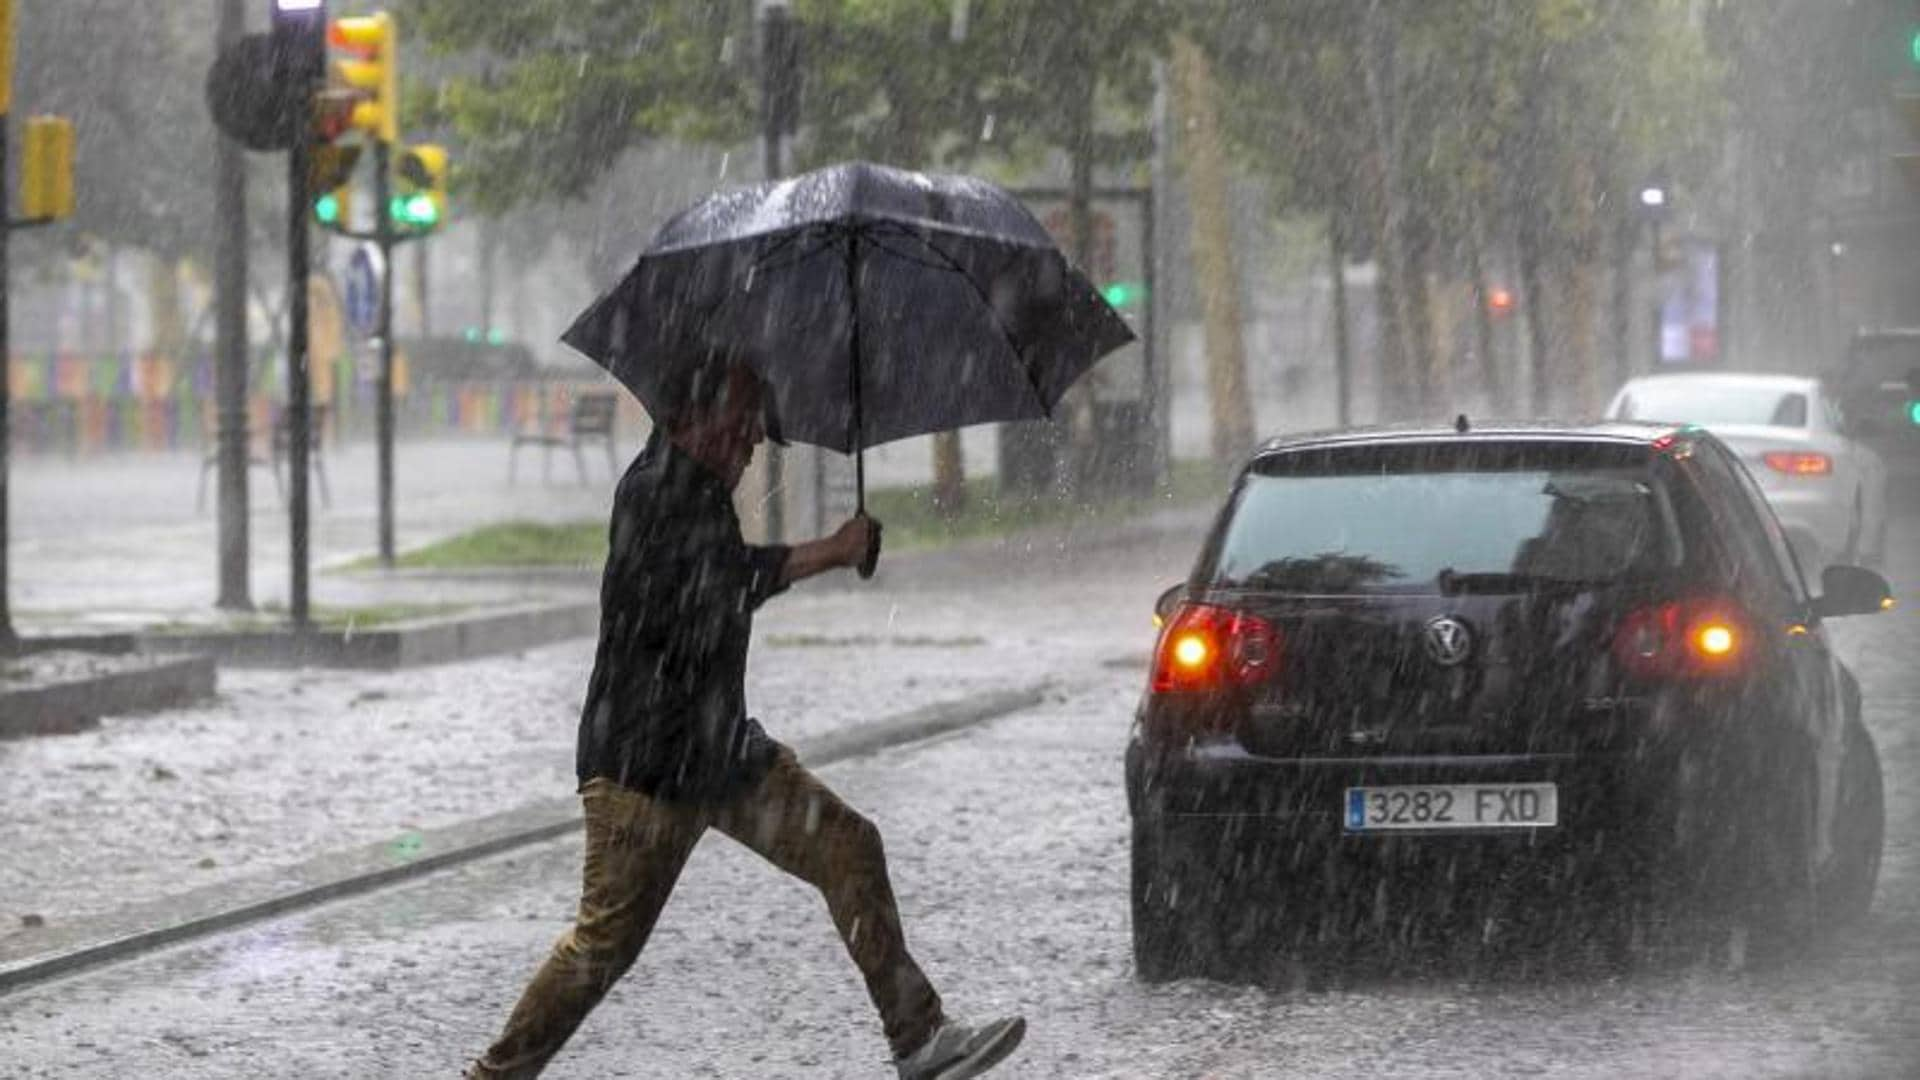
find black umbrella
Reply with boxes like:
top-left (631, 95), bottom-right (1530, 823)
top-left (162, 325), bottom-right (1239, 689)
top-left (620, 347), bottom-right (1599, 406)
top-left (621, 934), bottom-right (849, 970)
top-left (561, 161), bottom-right (1136, 515)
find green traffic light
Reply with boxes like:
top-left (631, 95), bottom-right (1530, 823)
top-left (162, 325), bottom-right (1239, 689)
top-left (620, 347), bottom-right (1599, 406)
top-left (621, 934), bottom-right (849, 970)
top-left (314, 192), bottom-right (341, 225)
top-left (388, 193), bottom-right (440, 228)
top-left (1910, 25), bottom-right (1920, 67)
top-left (1102, 281), bottom-right (1145, 308)
top-left (1908, 399), bottom-right (1920, 425)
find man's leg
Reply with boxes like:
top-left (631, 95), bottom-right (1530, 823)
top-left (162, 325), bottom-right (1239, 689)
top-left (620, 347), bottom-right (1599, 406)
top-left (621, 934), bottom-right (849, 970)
top-left (468, 780), bottom-right (703, 1079)
top-left (711, 749), bottom-right (945, 1060)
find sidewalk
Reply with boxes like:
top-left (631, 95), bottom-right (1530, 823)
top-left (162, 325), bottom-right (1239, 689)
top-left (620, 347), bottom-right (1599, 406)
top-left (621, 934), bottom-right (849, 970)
top-left (0, 496), bottom-right (1210, 953)
top-left (11, 438), bottom-right (608, 631)
top-left (9, 433), bottom-right (997, 631)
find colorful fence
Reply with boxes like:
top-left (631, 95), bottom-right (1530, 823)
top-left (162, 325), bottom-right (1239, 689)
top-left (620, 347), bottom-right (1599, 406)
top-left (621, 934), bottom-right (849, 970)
top-left (5, 352), bottom-right (646, 456)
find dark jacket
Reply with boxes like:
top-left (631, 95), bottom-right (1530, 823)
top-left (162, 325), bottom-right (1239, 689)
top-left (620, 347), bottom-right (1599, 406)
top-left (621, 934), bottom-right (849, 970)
top-left (576, 432), bottom-right (790, 802)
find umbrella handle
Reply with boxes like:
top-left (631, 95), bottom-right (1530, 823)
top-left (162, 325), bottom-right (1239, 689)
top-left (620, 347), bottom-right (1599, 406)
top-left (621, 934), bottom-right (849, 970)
top-left (857, 513), bottom-right (883, 580)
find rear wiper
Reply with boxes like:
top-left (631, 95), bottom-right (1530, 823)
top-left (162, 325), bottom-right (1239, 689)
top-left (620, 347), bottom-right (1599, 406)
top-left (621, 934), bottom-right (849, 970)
top-left (1436, 569), bottom-right (1605, 595)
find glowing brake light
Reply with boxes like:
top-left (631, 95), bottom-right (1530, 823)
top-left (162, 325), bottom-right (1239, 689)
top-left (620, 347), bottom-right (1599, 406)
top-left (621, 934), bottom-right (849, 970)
top-left (1762, 451), bottom-right (1832, 476)
top-left (1695, 622), bottom-right (1737, 657)
top-left (1614, 597), bottom-right (1750, 679)
top-left (1150, 604), bottom-right (1281, 693)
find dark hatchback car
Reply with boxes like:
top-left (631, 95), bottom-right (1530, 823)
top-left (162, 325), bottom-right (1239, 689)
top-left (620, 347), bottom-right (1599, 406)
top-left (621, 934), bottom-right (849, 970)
top-left (1126, 423), bottom-right (1892, 982)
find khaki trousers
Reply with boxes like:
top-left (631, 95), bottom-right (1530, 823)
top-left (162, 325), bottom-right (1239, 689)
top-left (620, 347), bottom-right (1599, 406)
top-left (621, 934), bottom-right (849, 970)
top-left (467, 750), bottom-right (944, 1078)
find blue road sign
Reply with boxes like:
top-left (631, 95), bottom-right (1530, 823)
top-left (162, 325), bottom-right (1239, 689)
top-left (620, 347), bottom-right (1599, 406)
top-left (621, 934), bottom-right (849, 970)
top-left (344, 244), bottom-right (383, 339)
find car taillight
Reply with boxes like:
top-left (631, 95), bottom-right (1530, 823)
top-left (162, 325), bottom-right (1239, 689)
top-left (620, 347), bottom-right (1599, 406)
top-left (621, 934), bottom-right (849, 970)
top-left (1612, 597), bottom-right (1750, 679)
top-left (1150, 603), bottom-right (1281, 693)
top-left (1762, 451), bottom-right (1832, 476)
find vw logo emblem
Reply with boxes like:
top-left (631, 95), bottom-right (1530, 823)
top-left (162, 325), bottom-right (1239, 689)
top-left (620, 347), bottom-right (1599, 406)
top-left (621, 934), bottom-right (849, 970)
top-left (1424, 615), bottom-right (1474, 667)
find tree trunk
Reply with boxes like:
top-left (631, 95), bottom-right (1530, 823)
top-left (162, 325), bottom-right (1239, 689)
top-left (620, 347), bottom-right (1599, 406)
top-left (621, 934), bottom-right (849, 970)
top-left (148, 256), bottom-right (186, 359)
top-left (1329, 222), bottom-right (1353, 427)
top-left (1466, 225), bottom-right (1503, 412)
top-left (1403, 229), bottom-right (1439, 414)
top-left (1170, 35), bottom-right (1255, 463)
top-left (1563, 259), bottom-right (1601, 417)
top-left (1518, 225), bottom-right (1551, 416)
top-left (1357, 2), bottom-right (1422, 419)
top-left (1608, 210), bottom-right (1634, 391)
top-left (1561, 158), bottom-right (1603, 415)
top-left (931, 431), bottom-right (965, 516)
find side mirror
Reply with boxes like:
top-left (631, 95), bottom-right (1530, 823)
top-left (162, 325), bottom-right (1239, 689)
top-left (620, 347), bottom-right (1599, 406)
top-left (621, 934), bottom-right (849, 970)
top-left (1813, 565), bottom-right (1895, 620)
top-left (1153, 584), bottom-right (1185, 627)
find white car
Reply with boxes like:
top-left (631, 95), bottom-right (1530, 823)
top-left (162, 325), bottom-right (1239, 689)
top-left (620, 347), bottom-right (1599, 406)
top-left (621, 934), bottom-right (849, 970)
top-left (1605, 372), bottom-right (1889, 570)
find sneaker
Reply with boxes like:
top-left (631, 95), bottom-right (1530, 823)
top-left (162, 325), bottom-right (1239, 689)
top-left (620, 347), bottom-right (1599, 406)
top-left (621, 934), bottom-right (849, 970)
top-left (895, 1016), bottom-right (1027, 1080)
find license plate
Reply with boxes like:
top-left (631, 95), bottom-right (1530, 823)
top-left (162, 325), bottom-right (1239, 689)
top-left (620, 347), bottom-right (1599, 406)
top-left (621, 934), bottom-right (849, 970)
top-left (1344, 783), bottom-right (1558, 832)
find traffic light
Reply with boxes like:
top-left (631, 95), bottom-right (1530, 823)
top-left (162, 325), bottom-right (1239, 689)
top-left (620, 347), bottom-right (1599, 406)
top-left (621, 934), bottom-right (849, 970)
top-left (391, 143), bottom-right (446, 232)
top-left (313, 186), bottom-right (350, 228)
top-left (1102, 281), bottom-right (1146, 311)
top-left (19, 115), bottom-right (74, 222)
top-left (328, 12), bottom-right (398, 143)
top-left (1486, 285), bottom-right (1516, 319)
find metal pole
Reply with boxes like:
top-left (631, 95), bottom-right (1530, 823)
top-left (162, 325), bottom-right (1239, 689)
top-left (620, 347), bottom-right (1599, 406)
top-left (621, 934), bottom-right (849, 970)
top-left (214, 0), bottom-right (252, 611)
top-left (847, 232), bottom-right (863, 515)
top-left (1141, 189), bottom-right (1159, 488)
top-left (0, 89), bottom-right (16, 654)
top-left (374, 139), bottom-right (394, 566)
top-left (760, 2), bottom-right (788, 543)
top-left (286, 31), bottom-right (315, 629)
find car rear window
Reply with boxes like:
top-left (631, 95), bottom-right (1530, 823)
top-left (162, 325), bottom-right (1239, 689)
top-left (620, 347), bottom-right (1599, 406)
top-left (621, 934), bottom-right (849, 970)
top-left (1209, 442), bottom-right (1681, 595)
top-left (1616, 382), bottom-right (1807, 428)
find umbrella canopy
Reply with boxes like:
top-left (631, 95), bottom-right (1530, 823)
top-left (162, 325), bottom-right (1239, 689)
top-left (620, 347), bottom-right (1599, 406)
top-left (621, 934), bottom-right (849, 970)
top-left (561, 162), bottom-right (1136, 457)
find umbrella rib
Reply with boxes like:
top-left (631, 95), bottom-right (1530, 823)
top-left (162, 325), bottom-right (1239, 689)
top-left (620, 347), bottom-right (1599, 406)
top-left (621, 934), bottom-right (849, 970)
top-left (865, 223), bottom-right (1052, 408)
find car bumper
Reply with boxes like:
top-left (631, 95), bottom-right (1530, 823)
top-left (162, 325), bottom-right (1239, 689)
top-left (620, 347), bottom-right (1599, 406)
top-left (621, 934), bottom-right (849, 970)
top-left (1126, 738), bottom-right (1677, 863)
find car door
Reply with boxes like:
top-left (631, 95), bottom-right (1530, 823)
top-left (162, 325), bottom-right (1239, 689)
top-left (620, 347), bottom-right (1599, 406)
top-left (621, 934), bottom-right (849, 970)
top-left (1699, 438), bottom-right (1848, 867)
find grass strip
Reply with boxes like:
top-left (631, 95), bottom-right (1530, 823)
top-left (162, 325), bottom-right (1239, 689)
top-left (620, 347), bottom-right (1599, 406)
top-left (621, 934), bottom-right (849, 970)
top-left (361, 459), bottom-right (1227, 571)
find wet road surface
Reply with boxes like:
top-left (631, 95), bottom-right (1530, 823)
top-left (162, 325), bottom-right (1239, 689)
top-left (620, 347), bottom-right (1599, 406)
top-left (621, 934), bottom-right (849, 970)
top-left (2, 512), bottom-right (1915, 1079)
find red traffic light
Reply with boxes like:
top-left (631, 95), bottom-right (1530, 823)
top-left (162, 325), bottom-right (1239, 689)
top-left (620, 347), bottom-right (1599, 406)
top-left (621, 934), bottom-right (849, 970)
top-left (1487, 286), bottom-right (1515, 317)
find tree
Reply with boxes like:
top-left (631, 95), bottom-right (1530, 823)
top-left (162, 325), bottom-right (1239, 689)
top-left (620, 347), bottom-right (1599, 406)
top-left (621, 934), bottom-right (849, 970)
top-left (407, 0), bottom-right (1173, 500)
top-left (1193, 0), bottom-right (1716, 420)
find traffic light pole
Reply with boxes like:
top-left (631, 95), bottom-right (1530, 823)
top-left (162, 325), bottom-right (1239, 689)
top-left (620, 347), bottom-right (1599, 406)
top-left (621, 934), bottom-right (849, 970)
top-left (214, 0), bottom-right (252, 612)
top-left (0, 97), bottom-right (15, 656)
top-left (286, 39), bottom-right (316, 630)
top-left (374, 138), bottom-right (395, 567)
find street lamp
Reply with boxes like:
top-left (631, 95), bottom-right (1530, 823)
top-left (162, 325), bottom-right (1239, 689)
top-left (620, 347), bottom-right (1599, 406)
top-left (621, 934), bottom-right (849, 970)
top-left (1638, 185), bottom-right (1667, 210)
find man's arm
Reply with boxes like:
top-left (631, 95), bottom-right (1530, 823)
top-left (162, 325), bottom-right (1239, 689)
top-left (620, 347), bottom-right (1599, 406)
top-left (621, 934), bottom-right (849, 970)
top-left (780, 516), bottom-right (875, 586)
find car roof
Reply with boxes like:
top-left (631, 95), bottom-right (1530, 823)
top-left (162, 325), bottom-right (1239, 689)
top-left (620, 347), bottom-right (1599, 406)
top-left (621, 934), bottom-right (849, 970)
top-left (1614, 370), bottom-right (1820, 394)
top-left (1252, 420), bottom-right (1684, 458)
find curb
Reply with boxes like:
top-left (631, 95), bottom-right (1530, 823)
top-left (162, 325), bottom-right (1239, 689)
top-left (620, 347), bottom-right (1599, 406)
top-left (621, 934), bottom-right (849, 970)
top-left (136, 601), bottom-right (600, 670)
top-left (0, 681), bottom-right (1050, 996)
top-left (0, 655), bottom-right (217, 739)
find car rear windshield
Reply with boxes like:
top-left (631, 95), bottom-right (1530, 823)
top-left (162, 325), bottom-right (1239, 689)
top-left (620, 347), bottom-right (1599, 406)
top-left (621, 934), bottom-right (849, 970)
top-left (1209, 442), bottom-right (1681, 595)
top-left (1615, 381), bottom-right (1807, 428)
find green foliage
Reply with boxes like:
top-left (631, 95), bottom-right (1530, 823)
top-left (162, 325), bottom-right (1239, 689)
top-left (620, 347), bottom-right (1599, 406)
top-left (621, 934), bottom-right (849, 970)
top-left (399, 0), bottom-right (755, 213)
top-left (1195, 0), bottom-right (1718, 251)
top-left (401, 0), bottom-right (1174, 213)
